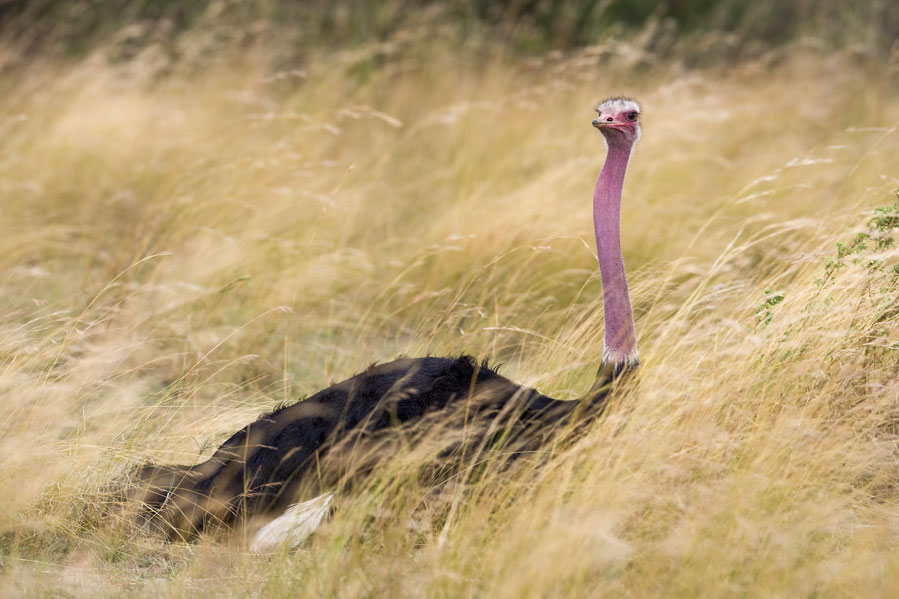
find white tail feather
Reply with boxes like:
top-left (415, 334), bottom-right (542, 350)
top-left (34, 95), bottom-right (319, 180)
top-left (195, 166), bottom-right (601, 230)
top-left (250, 492), bottom-right (333, 552)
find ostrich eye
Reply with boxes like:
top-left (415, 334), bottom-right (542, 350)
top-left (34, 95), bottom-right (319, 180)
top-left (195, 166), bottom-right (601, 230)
top-left (626, 111), bottom-right (638, 122)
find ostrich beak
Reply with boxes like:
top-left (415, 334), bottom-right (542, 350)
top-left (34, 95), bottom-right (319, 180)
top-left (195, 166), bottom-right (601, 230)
top-left (592, 116), bottom-right (617, 129)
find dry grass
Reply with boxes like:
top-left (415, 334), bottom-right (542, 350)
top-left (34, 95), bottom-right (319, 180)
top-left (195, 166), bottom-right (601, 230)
top-left (1, 29), bottom-right (899, 598)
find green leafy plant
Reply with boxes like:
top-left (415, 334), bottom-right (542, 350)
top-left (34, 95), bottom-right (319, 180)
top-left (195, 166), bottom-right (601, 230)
top-left (820, 192), bottom-right (899, 284)
top-left (752, 287), bottom-right (786, 330)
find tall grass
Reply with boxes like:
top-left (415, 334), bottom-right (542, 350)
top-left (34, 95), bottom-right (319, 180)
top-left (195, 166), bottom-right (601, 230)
top-left (1, 22), bottom-right (899, 598)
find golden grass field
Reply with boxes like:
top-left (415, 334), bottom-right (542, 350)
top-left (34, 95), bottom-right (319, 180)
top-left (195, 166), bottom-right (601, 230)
top-left (1, 26), bottom-right (899, 597)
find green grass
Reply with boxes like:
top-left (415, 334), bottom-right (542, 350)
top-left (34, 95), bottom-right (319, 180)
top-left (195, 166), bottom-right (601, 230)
top-left (1, 19), bottom-right (899, 598)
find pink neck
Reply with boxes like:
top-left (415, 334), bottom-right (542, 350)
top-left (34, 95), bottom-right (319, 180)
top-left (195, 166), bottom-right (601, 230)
top-left (594, 141), bottom-right (638, 371)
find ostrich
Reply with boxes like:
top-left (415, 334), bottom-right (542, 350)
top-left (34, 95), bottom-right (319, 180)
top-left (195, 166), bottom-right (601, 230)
top-left (130, 96), bottom-right (643, 551)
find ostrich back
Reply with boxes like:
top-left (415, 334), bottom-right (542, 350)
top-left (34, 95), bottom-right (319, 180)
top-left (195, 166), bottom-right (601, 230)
top-left (132, 356), bottom-right (577, 539)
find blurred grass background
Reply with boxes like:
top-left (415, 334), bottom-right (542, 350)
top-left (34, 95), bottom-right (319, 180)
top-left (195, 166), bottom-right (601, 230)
top-left (2, 0), bottom-right (898, 56)
top-left (1, 1), bottom-right (899, 597)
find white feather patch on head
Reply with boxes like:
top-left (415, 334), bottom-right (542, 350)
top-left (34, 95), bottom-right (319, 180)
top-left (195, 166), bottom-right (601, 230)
top-left (597, 97), bottom-right (641, 116)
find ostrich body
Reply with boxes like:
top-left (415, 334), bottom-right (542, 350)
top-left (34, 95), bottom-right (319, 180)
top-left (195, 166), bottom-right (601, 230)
top-left (131, 97), bottom-right (643, 550)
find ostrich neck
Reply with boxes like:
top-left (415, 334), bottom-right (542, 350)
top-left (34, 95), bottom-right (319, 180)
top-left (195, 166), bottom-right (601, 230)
top-left (594, 141), bottom-right (638, 371)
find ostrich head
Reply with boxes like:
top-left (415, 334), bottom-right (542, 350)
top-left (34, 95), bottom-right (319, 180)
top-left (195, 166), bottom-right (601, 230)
top-left (592, 97), bottom-right (641, 147)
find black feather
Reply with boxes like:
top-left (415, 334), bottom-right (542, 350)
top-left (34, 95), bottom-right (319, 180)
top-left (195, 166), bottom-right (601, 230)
top-left (132, 355), bottom-right (614, 540)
